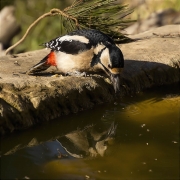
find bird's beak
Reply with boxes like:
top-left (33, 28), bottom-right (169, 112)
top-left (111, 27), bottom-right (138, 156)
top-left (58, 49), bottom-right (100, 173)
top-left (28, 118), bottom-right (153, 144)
top-left (103, 121), bottom-right (118, 145)
top-left (110, 73), bottom-right (120, 93)
top-left (107, 121), bottom-right (118, 138)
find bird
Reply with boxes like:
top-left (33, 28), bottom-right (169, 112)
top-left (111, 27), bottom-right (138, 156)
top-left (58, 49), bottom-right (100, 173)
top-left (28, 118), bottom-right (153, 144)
top-left (65, 121), bottom-right (118, 157)
top-left (26, 29), bottom-right (124, 92)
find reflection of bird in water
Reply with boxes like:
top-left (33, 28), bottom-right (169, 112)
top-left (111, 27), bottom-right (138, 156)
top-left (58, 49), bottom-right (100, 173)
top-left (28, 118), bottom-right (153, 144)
top-left (3, 122), bottom-right (117, 159)
top-left (1, 122), bottom-right (117, 179)
top-left (64, 121), bottom-right (118, 157)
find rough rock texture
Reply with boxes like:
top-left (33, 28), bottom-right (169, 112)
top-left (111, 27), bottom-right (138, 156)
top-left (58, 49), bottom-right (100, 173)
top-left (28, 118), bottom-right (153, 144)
top-left (0, 25), bottom-right (179, 135)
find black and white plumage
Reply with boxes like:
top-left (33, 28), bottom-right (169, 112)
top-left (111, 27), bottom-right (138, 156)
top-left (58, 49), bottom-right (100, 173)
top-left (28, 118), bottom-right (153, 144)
top-left (26, 29), bottom-right (124, 92)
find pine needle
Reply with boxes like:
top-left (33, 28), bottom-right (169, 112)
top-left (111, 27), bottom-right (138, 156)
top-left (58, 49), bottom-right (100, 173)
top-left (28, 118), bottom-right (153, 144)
top-left (6, 0), bottom-right (134, 54)
top-left (63, 0), bottom-right (134, 43)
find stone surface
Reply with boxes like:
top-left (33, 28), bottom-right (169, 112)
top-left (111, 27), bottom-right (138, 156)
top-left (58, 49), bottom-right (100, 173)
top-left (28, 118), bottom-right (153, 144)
top-left (0, 25), bottom-right (180, 135)
top-left (128, 24), bottom-right (180, 39)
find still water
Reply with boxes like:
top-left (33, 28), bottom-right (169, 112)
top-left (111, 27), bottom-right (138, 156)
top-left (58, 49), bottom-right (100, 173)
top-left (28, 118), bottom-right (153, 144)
top-left (1, 84), bottom-right (179, 180)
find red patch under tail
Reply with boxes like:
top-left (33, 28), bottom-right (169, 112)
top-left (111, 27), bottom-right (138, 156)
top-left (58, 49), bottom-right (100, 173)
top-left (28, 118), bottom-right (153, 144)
top-left (26, 51), bottom-right (57, 74)
top-left (46, 51), bottom-right (57, 66)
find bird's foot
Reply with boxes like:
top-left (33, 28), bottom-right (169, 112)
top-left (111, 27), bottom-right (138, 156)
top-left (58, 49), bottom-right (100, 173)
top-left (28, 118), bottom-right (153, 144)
top-left (65, 71), bottom-right (86, 77)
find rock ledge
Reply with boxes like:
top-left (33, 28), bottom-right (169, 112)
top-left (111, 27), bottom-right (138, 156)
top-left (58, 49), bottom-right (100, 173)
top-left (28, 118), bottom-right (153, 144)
top-left (0, 25), bottom-right (179, 135)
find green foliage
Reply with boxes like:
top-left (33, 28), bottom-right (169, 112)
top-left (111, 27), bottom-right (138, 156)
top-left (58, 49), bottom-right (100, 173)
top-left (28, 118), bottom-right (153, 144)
top-left (0, 0), bottom-right (14, 9)
top-left (12, 0), bottom-right (72, 53)
top-left (9, 0), bottom-right (133, 53)
top-left (63, 0), bottom-right (134, 43)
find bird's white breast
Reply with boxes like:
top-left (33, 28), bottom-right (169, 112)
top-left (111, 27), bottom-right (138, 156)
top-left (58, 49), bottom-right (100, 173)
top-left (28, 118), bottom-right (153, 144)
top-left (55, 48), bottom-right (100, 73)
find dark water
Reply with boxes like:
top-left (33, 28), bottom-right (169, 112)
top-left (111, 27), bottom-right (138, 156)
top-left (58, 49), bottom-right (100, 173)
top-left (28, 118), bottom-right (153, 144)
top-left (1, 85), bottom-right (179, 180)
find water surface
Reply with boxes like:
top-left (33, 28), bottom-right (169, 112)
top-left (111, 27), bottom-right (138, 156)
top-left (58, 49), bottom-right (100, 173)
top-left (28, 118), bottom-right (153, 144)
top-left (1, 84), bottom-right (179, 179)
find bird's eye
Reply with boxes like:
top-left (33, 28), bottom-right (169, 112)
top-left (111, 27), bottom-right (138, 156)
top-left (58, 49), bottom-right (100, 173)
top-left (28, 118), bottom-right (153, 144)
top-left (108, 64), bottom-right (112, 69)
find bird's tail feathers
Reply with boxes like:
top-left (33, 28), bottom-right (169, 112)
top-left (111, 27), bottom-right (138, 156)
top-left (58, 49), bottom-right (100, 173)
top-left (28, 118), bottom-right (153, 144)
top-left (26, 54), bottom-right (51, 75)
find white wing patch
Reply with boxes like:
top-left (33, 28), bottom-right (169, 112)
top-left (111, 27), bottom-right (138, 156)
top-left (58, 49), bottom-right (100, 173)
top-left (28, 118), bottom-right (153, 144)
top-left (59, 35), bottom-right (89, 44)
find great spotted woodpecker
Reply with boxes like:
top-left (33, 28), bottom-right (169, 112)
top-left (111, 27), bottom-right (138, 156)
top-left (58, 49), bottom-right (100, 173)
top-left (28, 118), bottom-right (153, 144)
top-left (26, 29), bottom-right (124, 93)
top-left (65, 121), bottom-right (118, 157)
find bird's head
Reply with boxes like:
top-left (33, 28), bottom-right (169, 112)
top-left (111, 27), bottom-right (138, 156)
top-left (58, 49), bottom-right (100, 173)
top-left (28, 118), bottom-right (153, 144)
top-left (93, 121), bottom-right (118, 156)
top-left (99, 44), bottom-right (124, 93)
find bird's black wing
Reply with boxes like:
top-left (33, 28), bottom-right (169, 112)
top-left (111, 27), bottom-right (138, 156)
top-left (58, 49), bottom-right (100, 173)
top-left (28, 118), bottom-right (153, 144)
top-left (58, 40), bottom-right (92, 54)
top-left (43, 38), bottom-right (92, 55)
top-left (69, 29), bottom-right (115, 46)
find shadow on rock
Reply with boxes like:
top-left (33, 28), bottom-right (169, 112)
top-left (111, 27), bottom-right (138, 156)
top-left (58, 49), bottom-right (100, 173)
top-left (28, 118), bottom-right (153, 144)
top-left (120, 59), bottom-right (180, 95)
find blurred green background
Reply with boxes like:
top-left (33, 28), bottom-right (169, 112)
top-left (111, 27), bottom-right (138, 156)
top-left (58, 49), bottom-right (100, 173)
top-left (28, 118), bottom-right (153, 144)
top-left (125, 0), bottom-right (180, 19)
top-left (1, 0), bottom-right (73, 53)
top-left (0, 0), bottom-right (179, 53)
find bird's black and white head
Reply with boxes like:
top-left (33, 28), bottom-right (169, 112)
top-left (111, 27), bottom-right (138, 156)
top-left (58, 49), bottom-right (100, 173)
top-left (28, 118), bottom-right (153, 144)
top-left (92, 43), bottom-right (124, 93)
top-left (89, 121), bottom-right (118, 157)
top-left (108, 44), bottom-right (124, 93)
